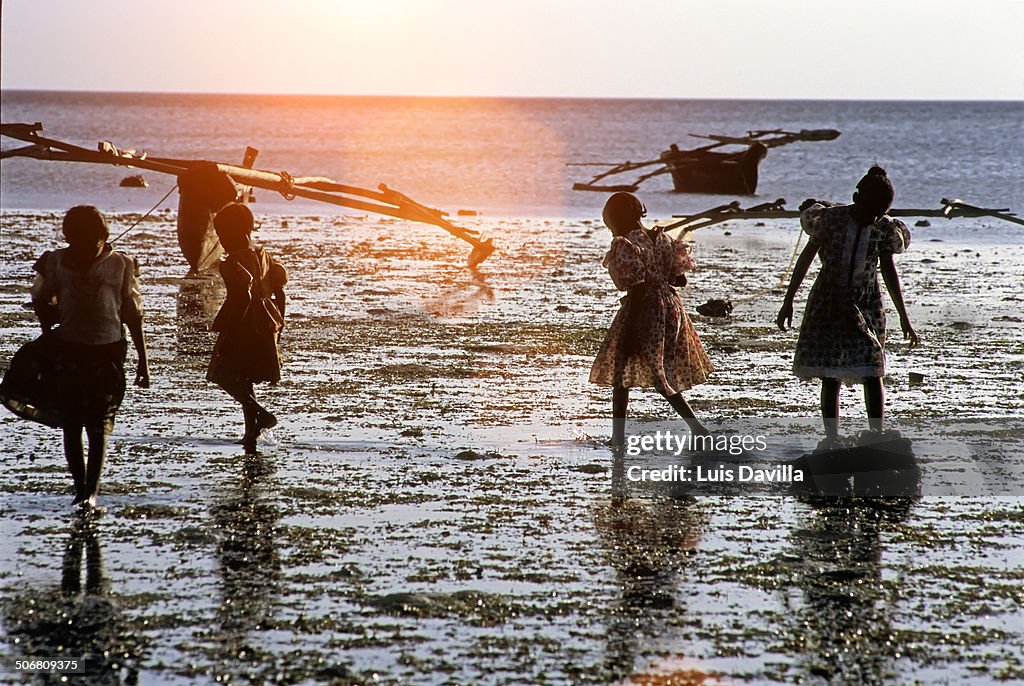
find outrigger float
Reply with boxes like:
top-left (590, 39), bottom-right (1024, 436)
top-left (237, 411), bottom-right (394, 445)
top-left (570, 128), bottom-right (841, 195)
top-left (1, 123), bottom-right (495, 272)
top-left (659, 197), bottom-right (1024, 236)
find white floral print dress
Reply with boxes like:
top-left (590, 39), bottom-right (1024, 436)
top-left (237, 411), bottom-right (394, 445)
top-left (590, 228), bottom-right (713, 394)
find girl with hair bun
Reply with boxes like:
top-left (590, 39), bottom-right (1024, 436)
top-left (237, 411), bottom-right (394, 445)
top-left (590, 192), bottom-right (714, 446)
top-left (777, 166), bottom-right (919, 441)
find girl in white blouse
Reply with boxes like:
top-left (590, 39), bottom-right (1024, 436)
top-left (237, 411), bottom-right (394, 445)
top-left (30, 206), bottom-right (150, 507)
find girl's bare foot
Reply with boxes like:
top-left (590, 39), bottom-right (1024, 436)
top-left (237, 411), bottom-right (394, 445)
top-left (256, 409), bottom-right (277, 432)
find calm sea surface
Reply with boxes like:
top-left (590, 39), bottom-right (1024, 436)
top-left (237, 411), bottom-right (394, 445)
top-left (2, 91), bottom-right (1022, 225)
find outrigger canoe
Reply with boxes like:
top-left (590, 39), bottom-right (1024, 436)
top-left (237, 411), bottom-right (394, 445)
top-left (571, 128), bottom-right (840, 195)
top-left (1, 123), bottom-right (496, 272)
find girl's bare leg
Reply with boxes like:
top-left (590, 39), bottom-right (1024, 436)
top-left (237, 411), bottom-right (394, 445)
top-left (83, 425), bottom-right (107, 506)
top-left (665, 393), bottom-right (710, 436)
top-left (863, 377), bottom-right (884, 432)
top-left (612, 387), bottom-right (629, 447)
top-left (62, 425), bottom-right (87, 503)
top-left (218, 380), bottom-right (274, 446)
top-left (242, 403), bottom-right (258, 445)
top-left (253, 392), bottom-right (277, 432)
top-left (821, 378), bottom-right (841, 439)
top-left (219, 379), bottom-right (250, 440)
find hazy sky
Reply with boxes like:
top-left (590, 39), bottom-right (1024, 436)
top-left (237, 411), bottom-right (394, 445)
top-left (2, 0), bottom-right (1022, 99)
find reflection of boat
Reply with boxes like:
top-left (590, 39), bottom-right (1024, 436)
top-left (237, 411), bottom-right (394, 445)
top-left (175, 276), bottom-right (225, 358)
top-left (571, 128), bottom-right (840, 195)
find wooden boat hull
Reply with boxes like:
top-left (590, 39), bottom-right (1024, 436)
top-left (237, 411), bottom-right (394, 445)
top-left (662, 143), bottom-right (768, 195)
top-left (176, 198), bottom-right (223, 275)
top-left (175, 163), bottom-right (242, 274)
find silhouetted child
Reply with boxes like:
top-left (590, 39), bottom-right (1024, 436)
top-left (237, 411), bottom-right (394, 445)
top-left (206, 204), bottom-right (287, 451)
top-left (590, 192), bottom-right (714, 446)
top-left (24, 206), bottom-right (150, 507)
top-left (777, 166), bottom-right (918, 441)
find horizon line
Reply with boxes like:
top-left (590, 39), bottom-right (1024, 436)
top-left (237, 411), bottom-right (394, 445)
top-left (1, 86), bottom-right (1022, 104)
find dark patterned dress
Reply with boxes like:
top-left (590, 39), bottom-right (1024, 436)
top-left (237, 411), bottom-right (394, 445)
top-left (590, 228), bottom-right (713, 394)
top-left (792, 203), bottom-right (911, 383)
top-left (206, 247), bottom-right (287, 386)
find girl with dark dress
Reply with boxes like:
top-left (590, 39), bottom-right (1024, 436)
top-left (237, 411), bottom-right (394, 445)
top-left (777, 166), bottom-right (919, 440)
top-left (19, 206), bottom-right (150, 507)
top-left (589, 192), bottom-right (714, 446)
top-left (206, 204), bottom-right (287, 452)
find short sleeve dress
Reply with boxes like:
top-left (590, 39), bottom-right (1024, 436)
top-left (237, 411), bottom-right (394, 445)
top-left (589, 228), bottom-right (713, 394)
top-left (792, 204), bottom-right (911, 382)
top-left (206, 247), bottom-right (288, 386)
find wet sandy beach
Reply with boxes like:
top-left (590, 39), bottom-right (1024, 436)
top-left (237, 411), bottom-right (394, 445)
top-left (1, 209), bottom-right (1022, 684)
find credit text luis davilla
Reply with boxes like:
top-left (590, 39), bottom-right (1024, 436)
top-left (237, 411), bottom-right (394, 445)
top-left (626, 464), bottom-right (805, 483)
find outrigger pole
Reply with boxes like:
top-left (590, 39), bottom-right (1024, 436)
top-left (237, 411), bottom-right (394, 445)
top-left (1, 123), bottom-right (496, 269)
top-left (660, 197), bottom-right (1024, 236)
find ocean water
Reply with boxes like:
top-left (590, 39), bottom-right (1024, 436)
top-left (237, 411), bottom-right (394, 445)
top-left (2, 91), bottom-right (1023, 226)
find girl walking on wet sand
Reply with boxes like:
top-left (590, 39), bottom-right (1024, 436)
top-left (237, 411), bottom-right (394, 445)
top-left (0, 206), bottom-right (150, 508)
top-left (206, 203), bottom-right (287, 452)
top-left (590, 192), bottom-right (714, 446)
top-left (777, 166), bottom-right (918, 441)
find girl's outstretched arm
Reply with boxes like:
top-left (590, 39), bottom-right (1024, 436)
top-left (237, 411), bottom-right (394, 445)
top-left (776, 238), bottom-right (821, 330)
top-left (880, 253), bottom-right (919, 347)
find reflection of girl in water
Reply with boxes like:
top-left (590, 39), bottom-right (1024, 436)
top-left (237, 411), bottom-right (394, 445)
top-left (3, 517), bottom-right (145, 684)
top-left (590, 192), bottom-right (714, 446)
top-left (788, 498), bottom-right (914, 683)
top-left (593, 486), bottom-right (713, 683)
top-left (206, 204), bottom-right (287, 451)
top-left (777, 167), bottom-right (918, 441)
top-left (210, 456), bottom-right (282, 678)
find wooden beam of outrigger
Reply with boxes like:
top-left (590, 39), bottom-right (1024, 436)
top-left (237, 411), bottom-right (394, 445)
top-left (659, 197), bottom-right (1024, 237)
top-left (687, 128), bottom-right (841, 149)
top-left (1, 122), bottom-right (496, 269)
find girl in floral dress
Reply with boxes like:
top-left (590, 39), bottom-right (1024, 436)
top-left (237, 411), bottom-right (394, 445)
top-left (590, 192), bottom-right (714, 446)
top-left (777, 166), bottom-right (918, 441)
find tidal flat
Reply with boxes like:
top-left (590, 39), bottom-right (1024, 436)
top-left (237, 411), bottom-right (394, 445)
top-left (1, 210), bottom-right (1022, 684)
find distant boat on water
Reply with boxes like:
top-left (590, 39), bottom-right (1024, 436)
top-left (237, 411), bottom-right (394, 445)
top-left (571, 128), bottom-right (841, 195)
